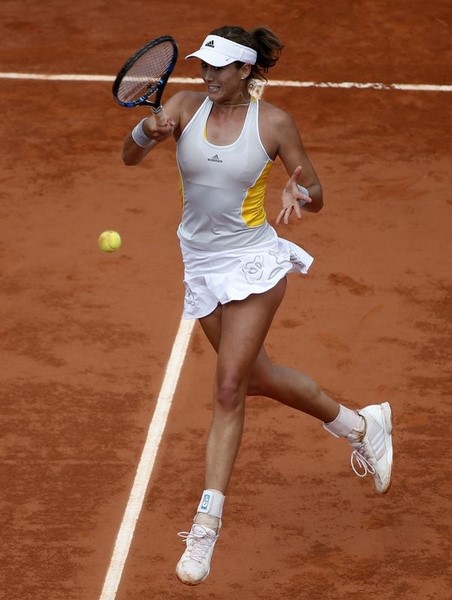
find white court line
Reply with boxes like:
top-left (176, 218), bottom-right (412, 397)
top-left (0, 72), bottom-right (451, 91)
top-left (98, 317), bottom-right (195, 600)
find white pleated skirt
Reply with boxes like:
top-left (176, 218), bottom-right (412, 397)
top-left (180, 231), bottom-right (314, 320)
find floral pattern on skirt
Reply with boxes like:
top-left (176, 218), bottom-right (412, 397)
top-left (180, 235), bottom-right (314, 319)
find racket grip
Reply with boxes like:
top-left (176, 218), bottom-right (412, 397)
top-left (152, 106), bottom-right (168, 127)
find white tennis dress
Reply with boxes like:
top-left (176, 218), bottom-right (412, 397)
top-left (176, 97), bottom-right (314, 319)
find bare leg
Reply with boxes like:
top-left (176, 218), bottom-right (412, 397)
top-left (199, 301), bottom-right (340, 424)
top-left (248, 348), bottom-right (340, 422)
top-left (202, 279), bottom-right (287, 493)
top-left (195, 279), bottom-right (287, 528)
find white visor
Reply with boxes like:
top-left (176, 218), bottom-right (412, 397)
top-left (185, 35), bottom-right (257, 67)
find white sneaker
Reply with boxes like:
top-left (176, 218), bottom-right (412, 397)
top-left (347, 402), bottom-right (393, 494)
top-left (176, 524), bottom-right (219, 585)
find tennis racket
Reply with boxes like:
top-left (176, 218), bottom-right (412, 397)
top-left (112, 35), bottom-right (178, 126)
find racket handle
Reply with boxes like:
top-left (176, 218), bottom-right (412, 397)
top-left (152, 106), bottom-right (168, 127)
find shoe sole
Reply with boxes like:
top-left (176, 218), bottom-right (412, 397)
top-left (176, 576), bottom-right (206, 586)
top-left (176, 567), bottom-right (210, 586)
top-left (379, 401), bottom-right (393, 494)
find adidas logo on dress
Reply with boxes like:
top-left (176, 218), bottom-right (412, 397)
top-left (207, 154), bottom-right (223, 163)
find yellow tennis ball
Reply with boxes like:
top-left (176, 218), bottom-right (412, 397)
top-left (98, 230), bottom-right (122, 252)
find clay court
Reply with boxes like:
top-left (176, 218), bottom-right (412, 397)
top-left (1, 1), bottom-right (451, 599)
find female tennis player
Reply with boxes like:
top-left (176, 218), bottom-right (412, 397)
top-left (121, 25), bottom-right (394, 586)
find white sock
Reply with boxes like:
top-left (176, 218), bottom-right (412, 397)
top-left (323, 405), bottom-right (363, 438)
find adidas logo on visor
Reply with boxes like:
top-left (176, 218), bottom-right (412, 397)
top-left (205, 40), bottom-right (215, 47)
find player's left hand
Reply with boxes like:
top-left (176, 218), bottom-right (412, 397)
top-left (276, 165), bottom-right (311, 226)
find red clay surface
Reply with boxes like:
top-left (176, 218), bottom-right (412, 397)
top-left (1, 2), bottom-right (451, 599)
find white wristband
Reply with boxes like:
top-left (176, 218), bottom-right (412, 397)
top-left (131, 118), bottom-right (155, 148)
top-left (297, 184), bottom-right (310, 207)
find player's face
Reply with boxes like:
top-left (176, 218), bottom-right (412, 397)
top-left (200, 61), bottom-right (247, 104)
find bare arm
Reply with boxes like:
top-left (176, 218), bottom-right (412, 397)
top-left (276, 112), bottom-right (323, 224)
top-left (260, 104), bottom-right (323, 225)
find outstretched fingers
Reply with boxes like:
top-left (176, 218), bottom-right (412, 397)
top-left (276, 165), bottom-right (310, 225)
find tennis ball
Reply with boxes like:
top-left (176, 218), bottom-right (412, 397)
top-left (98, 230), bottom-right (122, 252)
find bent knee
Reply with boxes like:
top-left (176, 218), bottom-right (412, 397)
top-left (215, 378), bottom-right (246, 412)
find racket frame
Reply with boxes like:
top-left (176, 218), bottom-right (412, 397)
top-left (112, 35), bottom-right (178, 116)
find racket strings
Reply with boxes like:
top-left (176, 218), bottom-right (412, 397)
top-left (117, 42), bottom-right (175, 102)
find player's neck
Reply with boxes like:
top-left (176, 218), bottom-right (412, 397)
top-left (214, 89), bottom-right (251, 108)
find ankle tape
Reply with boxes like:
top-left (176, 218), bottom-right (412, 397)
top-left (197, 489), bottom-right (225, 519)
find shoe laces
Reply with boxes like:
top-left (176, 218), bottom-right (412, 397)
top-left (349, 440), bottom-right (376, 478)
top-left (177, 526), bottom-right (216, 564)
